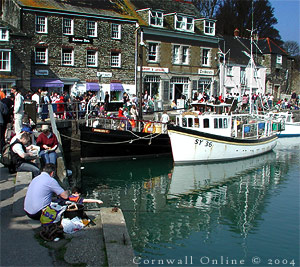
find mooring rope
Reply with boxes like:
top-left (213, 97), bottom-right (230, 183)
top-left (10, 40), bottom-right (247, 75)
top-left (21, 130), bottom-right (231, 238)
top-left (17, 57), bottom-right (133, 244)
top-left (60, 130), bottom-right (163, 145)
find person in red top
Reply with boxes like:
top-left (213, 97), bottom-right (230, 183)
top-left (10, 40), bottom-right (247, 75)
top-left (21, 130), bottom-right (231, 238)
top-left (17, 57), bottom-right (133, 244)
top-left (56, 96), bottom-right (65, 119)
top-left (36, 125), bottom-right (58, 165)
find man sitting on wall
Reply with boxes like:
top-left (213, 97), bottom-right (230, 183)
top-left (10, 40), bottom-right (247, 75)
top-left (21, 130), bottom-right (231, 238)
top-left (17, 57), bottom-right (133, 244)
top-left (10, 132), bottom-right (40, 178)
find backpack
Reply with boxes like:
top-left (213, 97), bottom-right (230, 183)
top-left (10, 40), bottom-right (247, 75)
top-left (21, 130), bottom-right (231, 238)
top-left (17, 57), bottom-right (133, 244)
top-left (1, 143), bottom-right (12, 167)
top-left (1, 143), bottom-right (16, 173)
top-left (0, 101), bottom-right (8, 115)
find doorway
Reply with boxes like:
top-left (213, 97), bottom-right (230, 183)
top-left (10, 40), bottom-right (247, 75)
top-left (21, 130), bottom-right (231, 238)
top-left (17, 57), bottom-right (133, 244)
top-left (174, 84), bottom-right (183, 103)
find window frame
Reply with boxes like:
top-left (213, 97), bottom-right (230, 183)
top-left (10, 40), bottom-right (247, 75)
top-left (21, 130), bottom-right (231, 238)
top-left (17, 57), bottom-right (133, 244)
top-left (111, 24), bottom-right (121, 40)
top-left (0, 28), bottom-right (9, 41)
top-left (62, 48), bottom-right (74, 66)
top-left (175, 15), bottom-right (194, 32)
top-left (201, 48), bottom-right (211, 66)
top-left (62, 18), bottom-right (74, 35)
top-left (87, 21), bottom-right (97, 37)
top-left (35, 47), bottom-right (48, 65)
top-left (0, 49), bottom-right (11, 71)
top-left (86, 50), bottom-right (98, 67)
top-left (148, 42), bottom-right (159, 62)
top-left (226, 66), bottom-right (233, 76)
top-left (36, 15), bottom-right (48, 34)
top-left (204, 20), bottom-right (215, 36)
top-left (240, 67), bottom-right (246, 84)
top-left (276, 54), bottom-right (282, 64)
top-left (149, 10), bottom-right (163, 27)
top-left (111, 52), bottom-right (121, 68)
top-left (173, 44), bottom-right (190, 65)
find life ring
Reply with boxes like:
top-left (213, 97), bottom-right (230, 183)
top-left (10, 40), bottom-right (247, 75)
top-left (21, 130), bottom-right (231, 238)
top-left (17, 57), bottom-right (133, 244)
top-left (143, 122), bottom-right (156, 133)
top-left (129, 119), bottom-right (136, 128)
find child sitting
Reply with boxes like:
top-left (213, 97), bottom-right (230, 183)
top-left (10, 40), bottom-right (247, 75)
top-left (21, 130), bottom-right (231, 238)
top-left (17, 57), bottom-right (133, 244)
top-left (69, 186), bottom-right (103, 205)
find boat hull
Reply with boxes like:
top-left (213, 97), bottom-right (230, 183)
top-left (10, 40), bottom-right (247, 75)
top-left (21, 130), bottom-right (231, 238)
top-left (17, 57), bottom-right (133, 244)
top-left (168, 125), bottom-right (278, 163)
top-left (80, 125), bottom-right (171, 162)
top-left (277, 122), bottom-right (300, 137)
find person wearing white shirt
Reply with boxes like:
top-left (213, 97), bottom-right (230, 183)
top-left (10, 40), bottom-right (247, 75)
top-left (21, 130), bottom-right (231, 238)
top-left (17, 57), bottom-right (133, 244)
top-left (11, 86), bottom-right (24, 134)
top-left (161, 111), bottom-right (170, 133)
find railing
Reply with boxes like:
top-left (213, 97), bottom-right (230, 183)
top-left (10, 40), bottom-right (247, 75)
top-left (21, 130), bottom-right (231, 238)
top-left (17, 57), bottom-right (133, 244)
top-left (85, 116), bottom-right (166, 134)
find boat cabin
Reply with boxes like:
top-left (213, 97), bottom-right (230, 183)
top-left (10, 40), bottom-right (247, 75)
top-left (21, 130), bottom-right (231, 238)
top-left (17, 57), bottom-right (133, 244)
top-left (175, 111), bottom-right (279, 139)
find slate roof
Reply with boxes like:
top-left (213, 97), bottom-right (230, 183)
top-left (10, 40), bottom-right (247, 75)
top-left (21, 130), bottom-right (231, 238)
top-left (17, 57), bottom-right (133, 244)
top-left (257, 38), bottom-right (288, 55)
top-left (14, 0), bottom-right (136, 20)
top-left (130, 0), bottom-right (201, 17)
top-left (220, 35), bottom-right (264, 66)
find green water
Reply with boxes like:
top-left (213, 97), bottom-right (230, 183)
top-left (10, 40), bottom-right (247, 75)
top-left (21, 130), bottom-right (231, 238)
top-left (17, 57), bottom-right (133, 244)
top-left (72, 138), bottom-right (300, 267)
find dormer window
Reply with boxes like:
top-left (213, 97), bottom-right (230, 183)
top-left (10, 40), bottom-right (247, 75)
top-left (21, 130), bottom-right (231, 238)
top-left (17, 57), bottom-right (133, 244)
top-left (204, 20), bottom-right (215, 35)
top-left (175, 15), bottom-right (194, 32)
top-left (0, 28), bottom-right (9, 41)
top-left (149, 11), bottom-right (163, 27)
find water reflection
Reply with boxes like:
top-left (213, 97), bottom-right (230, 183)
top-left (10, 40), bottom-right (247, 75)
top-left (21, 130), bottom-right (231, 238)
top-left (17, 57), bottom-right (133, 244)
top-left (73, 146), bottom-right (298, 262)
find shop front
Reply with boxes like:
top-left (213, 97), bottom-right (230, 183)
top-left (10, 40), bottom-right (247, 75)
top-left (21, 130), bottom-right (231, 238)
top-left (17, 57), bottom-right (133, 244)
top-left (110, 82), bottom-right (124, 101)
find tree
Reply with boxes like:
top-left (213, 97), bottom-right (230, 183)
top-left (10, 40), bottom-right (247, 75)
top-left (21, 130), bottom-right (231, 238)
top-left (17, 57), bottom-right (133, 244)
top-left (192, 0), bottom-right (222, 18)
top-left (283, 41), bottom-right (300, 57)
top-left (214, 0), bottom-right (281, 41)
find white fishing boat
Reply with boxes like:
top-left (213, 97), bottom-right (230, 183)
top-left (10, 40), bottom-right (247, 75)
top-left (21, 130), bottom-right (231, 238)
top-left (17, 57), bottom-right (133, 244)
top-left (167, 110), bottom-right (279, 163)
top-left (267, 111), bottom-right (300, 137)
top-left (167, 23), bottom-right (282, 163)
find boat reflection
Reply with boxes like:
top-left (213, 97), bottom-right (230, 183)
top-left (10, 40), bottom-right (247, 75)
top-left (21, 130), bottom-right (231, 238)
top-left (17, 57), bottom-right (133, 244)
top-left (78, 151), bottom-right (290, 254)
top-left (167, 152), bottom-right (277, 202)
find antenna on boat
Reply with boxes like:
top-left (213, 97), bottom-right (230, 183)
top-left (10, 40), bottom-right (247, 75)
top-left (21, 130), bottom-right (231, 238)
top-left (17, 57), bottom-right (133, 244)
top-left (218, 48), bottom-right (230, 99)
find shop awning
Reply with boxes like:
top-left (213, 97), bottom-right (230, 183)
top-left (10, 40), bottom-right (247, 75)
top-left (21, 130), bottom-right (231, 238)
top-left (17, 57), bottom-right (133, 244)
top-left (110, 83), bottom-right (124, 91)
top-left (31, 79), bottom-right (64, 88)
top-left (86, 82), bottom-right (100, 91)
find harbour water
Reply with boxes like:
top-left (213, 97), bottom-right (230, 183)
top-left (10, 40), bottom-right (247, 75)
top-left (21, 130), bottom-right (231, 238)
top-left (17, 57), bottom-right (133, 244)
top-left (66, 137), bottom-right (300, 267)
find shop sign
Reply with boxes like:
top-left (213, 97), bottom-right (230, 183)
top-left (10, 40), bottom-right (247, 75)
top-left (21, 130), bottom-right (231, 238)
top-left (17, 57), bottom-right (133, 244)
top-left (69, 36), bottom-right (93, 44)
top-left (35, 70), bottom-right (48, 76)
top-left (138, 66), bottom-right (169, 73)
top-left (198, 69), bottom-right (214, 76)
top-left (97, 72), bottom-right (112, 78)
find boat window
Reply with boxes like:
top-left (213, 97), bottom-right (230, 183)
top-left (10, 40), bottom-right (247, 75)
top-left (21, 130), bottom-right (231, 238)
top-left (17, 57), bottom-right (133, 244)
top-left (195, 118), bottom-right (199, 127)
top-left (188, 118), bottom-right (193, 127)
top-left (214, 118), bottom-right (218, 128)
top-left (214, 118), bottom-right (228, 128)
top-left (176, 117), bottom-right (180, 125)
top-left (223, 118), bottom-right (228, 128)
top-left (203, 118), bottom-right (209, 128)
top-left (182, 118), bottom-right (187, 127)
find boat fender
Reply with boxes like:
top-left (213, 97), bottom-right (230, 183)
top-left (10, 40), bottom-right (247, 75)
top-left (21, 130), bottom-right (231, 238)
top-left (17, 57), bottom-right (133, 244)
top-left (143, 122), bottom-right (156, 133)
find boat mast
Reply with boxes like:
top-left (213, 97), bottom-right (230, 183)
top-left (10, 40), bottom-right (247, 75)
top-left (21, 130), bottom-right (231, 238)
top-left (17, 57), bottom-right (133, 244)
top-left (248, 0), bottom-right (255, 114)
top-left (138, 29), bottom-right (145, 120)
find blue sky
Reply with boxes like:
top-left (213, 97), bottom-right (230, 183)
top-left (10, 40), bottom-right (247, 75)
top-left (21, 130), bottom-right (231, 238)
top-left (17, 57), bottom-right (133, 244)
top-left (270, 0), bottom-right (300, 43)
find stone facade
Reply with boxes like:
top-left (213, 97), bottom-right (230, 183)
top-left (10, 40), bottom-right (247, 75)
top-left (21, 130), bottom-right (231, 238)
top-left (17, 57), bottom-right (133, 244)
top-left (133, 3), bottom-right (219, 107)
top-left (1, 0), bottom-right (137, 101)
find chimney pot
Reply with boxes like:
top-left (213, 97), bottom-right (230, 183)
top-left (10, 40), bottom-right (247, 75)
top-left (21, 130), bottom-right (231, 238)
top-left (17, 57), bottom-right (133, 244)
top-left (234, 28), bottom-right (239, 37)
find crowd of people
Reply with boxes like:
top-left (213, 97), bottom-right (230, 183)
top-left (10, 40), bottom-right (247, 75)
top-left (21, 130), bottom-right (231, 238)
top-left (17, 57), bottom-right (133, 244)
top-left (0, 86), bottom-right (104, 225)
top-left (191, 91), bottom-right (299, 112)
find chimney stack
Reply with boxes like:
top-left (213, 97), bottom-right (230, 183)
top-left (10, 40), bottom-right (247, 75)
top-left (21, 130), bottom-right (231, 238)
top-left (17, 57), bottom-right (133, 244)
top-left (234, 28), bottom-right (239, 37)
